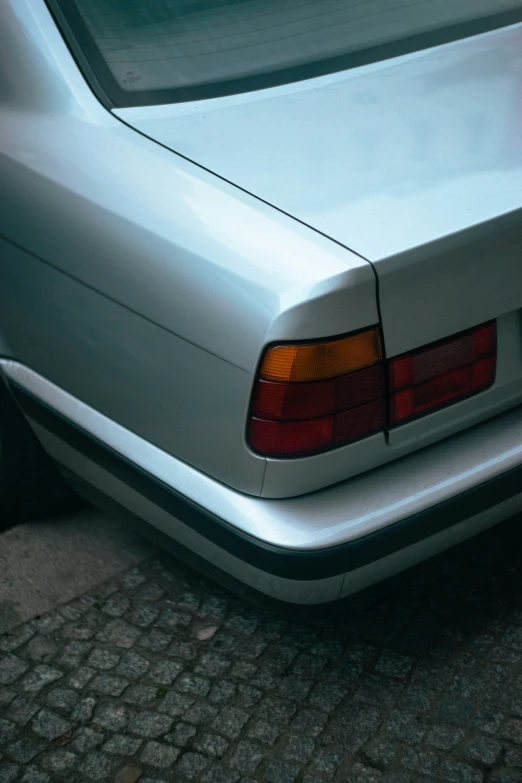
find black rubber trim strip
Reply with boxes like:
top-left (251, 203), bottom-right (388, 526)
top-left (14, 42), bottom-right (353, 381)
top-left (44, 2), bottom-right (522, 108)
top-left (11, 384), bottom-right (522, 581)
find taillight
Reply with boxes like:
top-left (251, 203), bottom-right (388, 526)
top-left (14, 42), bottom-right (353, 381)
top-left (389, 321), bottom-right (496, 425)
top-left (248, 321), bottom-right (497, 458)
top-left (248, 328), bottom-right (385, 457)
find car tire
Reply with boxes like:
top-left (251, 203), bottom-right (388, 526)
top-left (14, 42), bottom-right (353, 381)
top-left (0, 378), bottom-right (79, 529)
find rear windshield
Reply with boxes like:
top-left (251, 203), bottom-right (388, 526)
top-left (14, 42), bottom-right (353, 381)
top-left (51, 0), bottom-right (522, 106)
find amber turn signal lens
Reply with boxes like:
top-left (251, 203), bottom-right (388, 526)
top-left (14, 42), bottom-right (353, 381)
top-left (260, 328), bottom-right (382, 383)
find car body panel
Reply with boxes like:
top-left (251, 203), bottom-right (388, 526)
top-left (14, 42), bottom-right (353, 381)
top-left (2, 360), bottom-right (522, 603)
top-left (116, 21), bottom-right (522, 356)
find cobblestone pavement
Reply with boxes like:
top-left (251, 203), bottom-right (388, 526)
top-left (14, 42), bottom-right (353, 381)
top-left (2, 515), bottom-right (522, 783)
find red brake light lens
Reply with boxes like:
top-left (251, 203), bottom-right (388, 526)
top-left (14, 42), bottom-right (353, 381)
top-left (389, 322), bottom-right (496, 426)
top-left (249, 399), bottom-right (385, 458)
top-left (249, 328), bottom-right (385, 457)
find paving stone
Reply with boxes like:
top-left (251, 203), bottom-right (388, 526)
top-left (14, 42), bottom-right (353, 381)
top-left (236, 686), bottom-right (262, 709)
top-left (502, 719), bottom-right (522, 744)
top-left (70, 728), bottom-right (105, 753)
top-left (71, 697), bottom-right (96, 722)
top-left (505, 748), bottom-right (522, 766)
top-left (103, 734), bottom-right (142, 756)
top-left (167, 640), bottom-right (198, 661)
top-left (246, 721), bottom-right (281, 747)
top-left (290, 709), bottom-right (327, 737)
top-left (139, 630), bottom-right (172, 652)
top-left (264, 760), bottom-right (300, 783)
top-left (96, 619), bottom-right (140, 649)
top-left (45, 687), bottom-right (79, 711)
top-left (19, 766), bottom-right (50, 783)
top-left (195, 654), bottom-right (231, 678)
top-left (0, 626), bottom-right (35, 653)
top-left (135, 779), bottom-right (165, 783)
top-left (129, 712), bottom-right (173, 738)
top-left (33, 614), bottom-right (65, 635)
top-left (0, 688), bottom-right (14, 708)
top-left (193, 733), bottom-right (229, 759)
top-left (40, 749), bottom-right (77, 775)
top-left (311, 749), bottom-right (344, 776)
top-left (5, 738), bottom-right (45, 764)
top-left (68, 666), bottom-right (95, 690)
top-left (184, 702), bottom-right (219, 726)
top-left (157, 608), bottom-right (191, 631)
top-left (464, 736), bottom-right (502, 765)
top-left (401, 748), bottom-right (440, 777)
top-left (398, 685), bottom-right (437, 713)
top-left (149, 661), bottom-right (183, 685)
top-left (6, 697), bottom-right (39, 725)
top-left (257, 698), bottom-right (297, 724)
top-left (209, 682), bottom-right (237, 705)
top-left (123, 684), bottom-right (158, 705)
top-left (115, 651), bottom-right (150, 680)
top-left (90, 673), bottom-right (129, 696)
top-left (166, 721), bottom-right (197, 747)
top-left (375, 651), bottom-right (415, 679)
top-left (102, 593), bottom-right (131, 617)
top-left (31, 709), bottom-right (72, 741)
top-left (158, 689), bottom-right (195, 717)
top-left (426, 725), bottom-right (465, 750)
top-left (176, 673), bottom-right (211, 697)
top-left (200, 765), bottom-right (240, 783)
top-left (213, 707), bottom-right (250, 739)
top-left (349, 763), bottom-right (383, 782)
top-left (228, 741), bottom-right (265, 773)
top-left (131, 605), bottom-right (161, 628)
top-left (361, 740), bottom-right (396, 768)
top-left (230, 662), bottom-right (258, 680)
top-left (0, 656), bottom-right (29, 685)
top-left (26, 637), bottom-right (58, 663)
top-left (137, 584), bottom-right (165, 603)
top-left (278, 675), bottom-right (313, 702)
top-left (94, 704), bottom-right (128, 731)
top-left (79, 751), bottom-right (112, 779)
top-left (176, 751), bottom-right (210, 778)
top-left (386, 710), bottom-right (426, 744)
top-left (354, 676), bottom-right (403, 709)
top-left (282, 735), bottom-right (315, 763)
top-left (472, 709), bottom-right (504, 735)
top-left (438, 697), bottom-right (476, 726)
top-left (0, 719), bottom-right (16, 748)
top-left (120, 568), bottom-right (146, 590)
top-left (439, 760), bottom-right (483, 783)
top-left (61, 622), bottom-right (95, 641)
top-left (87, 649), bottom-right (120, 671)
top-left (0, 763), bottom-right (20, 783)
top-left (141, 741), bottom-right (179, 768)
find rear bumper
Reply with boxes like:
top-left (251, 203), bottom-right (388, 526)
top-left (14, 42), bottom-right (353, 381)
top-left (2, 360), bottom-right (522, 604)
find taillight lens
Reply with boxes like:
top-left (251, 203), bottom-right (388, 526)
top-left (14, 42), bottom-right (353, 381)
top-left (389, 321), bottom-right (496, 425)
top-left (248, 321), bottom-right (497, 458)
top-left (249, 328), bottom-right (385, 457)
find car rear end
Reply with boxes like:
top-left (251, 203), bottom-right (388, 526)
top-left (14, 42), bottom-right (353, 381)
top-left (0, 0), bottom-right (521, 604)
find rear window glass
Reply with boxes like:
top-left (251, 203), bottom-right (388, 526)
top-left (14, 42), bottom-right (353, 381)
top-left (51, 0), bottom-right (522, 106)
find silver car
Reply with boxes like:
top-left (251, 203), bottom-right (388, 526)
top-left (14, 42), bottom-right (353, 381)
top-left (1, 0), bottom-right (522, 605)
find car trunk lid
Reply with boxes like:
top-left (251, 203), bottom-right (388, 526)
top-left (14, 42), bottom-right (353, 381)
top-left (115, 22), bottom-right (522, 357)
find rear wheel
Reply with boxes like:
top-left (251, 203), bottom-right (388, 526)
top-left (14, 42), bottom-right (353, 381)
top-left (0, 379), bottom-right (79, 529)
